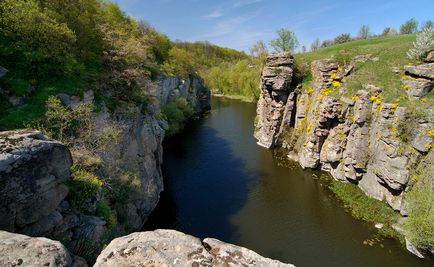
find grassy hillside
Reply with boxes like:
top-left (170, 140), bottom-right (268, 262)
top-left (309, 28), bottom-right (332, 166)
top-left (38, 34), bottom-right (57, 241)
top-left (295, 34), bottom-right (433, 106)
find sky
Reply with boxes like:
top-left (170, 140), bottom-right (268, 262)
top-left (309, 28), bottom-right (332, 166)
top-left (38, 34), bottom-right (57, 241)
top-left (112, 0), bottom-right (434, 52)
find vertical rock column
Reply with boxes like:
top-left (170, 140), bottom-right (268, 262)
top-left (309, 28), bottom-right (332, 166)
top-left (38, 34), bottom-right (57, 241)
top-left (254, 52), bottom-right (294, 148)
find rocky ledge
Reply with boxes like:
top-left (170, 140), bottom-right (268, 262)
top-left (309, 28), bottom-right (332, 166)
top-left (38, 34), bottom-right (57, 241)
top-left (94, 229), bottom-right (293, 267)
top-left (0, 230), bottom-right (293, 267)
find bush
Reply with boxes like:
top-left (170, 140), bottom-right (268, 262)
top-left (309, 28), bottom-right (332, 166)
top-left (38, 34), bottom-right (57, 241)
top-left (162, 97), bottom-right (194, 135)
top-left (96, 200), bottom-right (115, 228)
top-left (334, 33), bottom-right (351, 44)
top-left (162, 47), bottom-right (198, 77)
top-left (68, 167), bottom-right (103, 209)
top-left (407, 25), bottom-right (434, 61)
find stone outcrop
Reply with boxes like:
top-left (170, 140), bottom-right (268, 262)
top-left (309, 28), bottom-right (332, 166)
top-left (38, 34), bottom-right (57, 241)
top-left (402, 57), bottom-right (434, 99)
top-left (94, 229), bottom-right (293, 267)
top-left (0, 130), bottom-right (72, 236)
top-left (0, 231), bottom-right (85, 267)
top-left (256, 58), bottom-right (434, 218)
top-left (142, 75), bottom-right (211, 115)
top-left (254, 52), bottom-right (294, 148)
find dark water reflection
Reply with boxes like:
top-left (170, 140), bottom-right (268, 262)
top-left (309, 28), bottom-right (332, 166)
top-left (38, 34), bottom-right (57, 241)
top-left (145, 97), bottom-right (431, 267)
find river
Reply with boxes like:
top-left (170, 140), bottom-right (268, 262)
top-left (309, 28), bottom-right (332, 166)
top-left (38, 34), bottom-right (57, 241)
top-left (144, 97), bottom-right (431, 267)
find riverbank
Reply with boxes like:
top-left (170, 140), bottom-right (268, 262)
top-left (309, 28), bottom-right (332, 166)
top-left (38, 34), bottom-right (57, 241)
top-left (212, 93), bottom-right (257, 103)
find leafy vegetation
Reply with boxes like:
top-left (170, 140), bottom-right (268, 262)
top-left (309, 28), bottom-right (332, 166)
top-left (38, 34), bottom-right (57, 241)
top-left (329, 182), bottom-right (401, 239)
top-left (270, 28), bottom-right (299, 52)
top-left (162, 98), bottom-right (194, 135)
top-left (404, 152), bottom-right (434, 252)
top-left (295, 34), bottom-right (434, 103)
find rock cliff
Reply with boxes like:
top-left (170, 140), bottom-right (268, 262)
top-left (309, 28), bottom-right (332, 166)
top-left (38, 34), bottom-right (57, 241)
top-left (0, 75), bottom-right (211, 263)
top-left (254, 52), bottom-right (294, 148)
top-left (254, 53), bottom-right (434, 255)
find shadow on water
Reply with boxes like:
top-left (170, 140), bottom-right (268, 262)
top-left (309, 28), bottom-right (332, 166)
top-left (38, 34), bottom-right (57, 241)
top-left (144, 97), bottom-right (433, 267)
top-left (144, 114), bottom-right (251, 243)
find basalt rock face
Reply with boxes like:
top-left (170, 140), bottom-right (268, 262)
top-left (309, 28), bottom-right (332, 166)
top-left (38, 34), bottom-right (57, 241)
top-left (0, 130), bottom-right (72, 236)
top-left (94, 229), bottom-right (294, 267)
top-left (258, 59), bottom-right (434, 217)
top-left (254, 52), bottom-right (294, 148)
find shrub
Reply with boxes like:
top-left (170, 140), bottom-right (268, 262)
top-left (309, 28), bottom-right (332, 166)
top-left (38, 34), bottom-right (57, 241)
top-left (162, 47), bottom-right (198, 77)
top-left (334, 33), bottom-right (351, 44)
top-left (96, 200), bottom-right (115, 228)
top-left (407, 25), bottom-right (434, 61)
top-left (68, 167), bottom-right (103, 209)
top-left (162, 97), bottom-right (194, 135)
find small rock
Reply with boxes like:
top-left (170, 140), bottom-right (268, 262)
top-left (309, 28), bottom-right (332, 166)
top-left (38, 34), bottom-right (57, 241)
top-left (374, 223), bottom-right (384, 229)
top-left (425, 51), bottom-right (434, 62)
top-left (8, 96), bottom-right (25, 107)
top-left (404, 63), bottom-right (434, 80)
top-left (405, 238), bottom-right (425, 258)
top-left (391, 67), bottom-right (401, 73)
top-left (0, 66), bottom-right (8, 78)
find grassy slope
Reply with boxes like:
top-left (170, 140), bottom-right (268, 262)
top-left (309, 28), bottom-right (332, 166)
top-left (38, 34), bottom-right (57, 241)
top-left (295, 34), bottom-right (433, 105)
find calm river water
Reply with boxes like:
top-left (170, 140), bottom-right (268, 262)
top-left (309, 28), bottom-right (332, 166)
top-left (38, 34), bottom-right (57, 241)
top-left (145, 97), bottom-right (431, 267)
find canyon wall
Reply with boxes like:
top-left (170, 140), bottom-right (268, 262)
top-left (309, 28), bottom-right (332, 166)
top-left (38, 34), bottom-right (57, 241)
top-left (254, 53), bottom-right (433, 255)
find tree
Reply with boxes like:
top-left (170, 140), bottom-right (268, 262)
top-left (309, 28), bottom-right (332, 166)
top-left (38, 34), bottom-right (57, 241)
top-left (400, 18), bottom-right (418, 34)
top-left (301, 45), bottom-right (307, 53)
top-left (269, 28), bottom-right (299, 52)
top-left (310, 38), bottom-right (320, 51)
top-left (249, 40), bottom-right (268, 58)
top-left (421, 20), bottom-right (434, 31)
top-left (334, 33), bottom-right (351, 44)
top-left (407, 25), bottom-right (434, 60)
top-left (358, 25), bottom-right (370, 39)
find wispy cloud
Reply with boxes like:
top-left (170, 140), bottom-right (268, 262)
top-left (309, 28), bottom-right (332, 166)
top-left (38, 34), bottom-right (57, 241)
top-left (233, 0), bottom-right (264, 8)
top-left (202, 9), bottom-right (223, 19)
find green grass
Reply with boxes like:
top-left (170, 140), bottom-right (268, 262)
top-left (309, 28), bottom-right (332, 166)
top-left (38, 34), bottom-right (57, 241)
top-left (295, 34), bottom-right (429, 103)
top-left (0, 75), bottom-right (87, 130)
top-left (329, 181), bottom-right (402, 240)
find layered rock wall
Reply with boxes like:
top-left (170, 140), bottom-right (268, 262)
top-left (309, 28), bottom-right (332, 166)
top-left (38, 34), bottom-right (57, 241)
top-left (254, 52), bottom-right (294, 148)
top-left (255, 55), bottom-right (433, 217)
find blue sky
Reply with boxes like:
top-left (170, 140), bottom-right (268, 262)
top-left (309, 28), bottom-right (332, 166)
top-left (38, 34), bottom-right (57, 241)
top-left (113, 0), bottom-right (434, 52)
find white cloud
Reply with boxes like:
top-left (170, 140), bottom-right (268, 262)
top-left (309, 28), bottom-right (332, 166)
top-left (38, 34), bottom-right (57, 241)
top-left (202, 9), bottom-right (223, 19)
top-left (232, 0), bottom-right (264, 8)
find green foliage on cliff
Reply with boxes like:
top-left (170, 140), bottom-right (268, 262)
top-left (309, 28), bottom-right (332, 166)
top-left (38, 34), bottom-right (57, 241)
top-left (0, 0), bottom-right (171, 130)
top-left (329, 182), bottom-right (401, 239)
top-left (162, 98), bottom-right (194, 136)
top-left (404, 152), bottom-right (434, 252)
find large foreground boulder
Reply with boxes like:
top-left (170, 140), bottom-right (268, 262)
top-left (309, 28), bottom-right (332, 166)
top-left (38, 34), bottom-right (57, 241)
top-left (0, 130), bottom-right (72, 236)
top-left (94, 229), bottom-right (294, 267)
top-left (0, 231), bottom-right (77, 267)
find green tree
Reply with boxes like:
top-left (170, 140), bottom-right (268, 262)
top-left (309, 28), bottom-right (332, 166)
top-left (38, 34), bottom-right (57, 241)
top-left (0, 0), bottom-right (76, 80)
top-left (163, 47), bottom-right (198, 77)
top-left (269, 28), bottom-right (299, 52)
top-left (421, 20), bottom-right (434, 31)
top-left (400, 18), bottom-right (418, 34)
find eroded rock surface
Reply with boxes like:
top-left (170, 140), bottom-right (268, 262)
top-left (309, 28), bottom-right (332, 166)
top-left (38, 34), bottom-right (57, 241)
top-left (94, 229), bottom-right (294, 267)
top-left (0, 231), bottom-right (78, 267)
top-left (0, 130), bottom-right (72, 236)
top-left (254, 52), bottom-right (294, 148)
